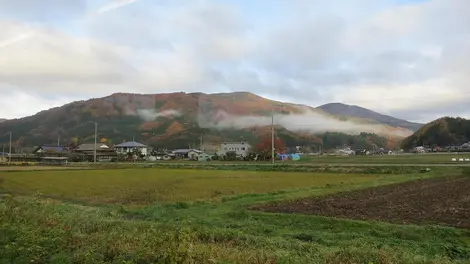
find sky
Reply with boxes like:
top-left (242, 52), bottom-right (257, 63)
top-left (0, 0), bottom-right (469, 123)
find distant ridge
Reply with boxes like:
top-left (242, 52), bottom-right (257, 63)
top-left (317, 103), bottom-right (423, 131)
top-left (401, 117), bottom-right (470, 149)
top-left (0, 92), bottom-right (414, 149)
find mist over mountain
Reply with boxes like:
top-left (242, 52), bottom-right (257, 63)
top-left (0, 92), bottom-right (414, 149)
top-left (318, 103), bottom-right (423, 132)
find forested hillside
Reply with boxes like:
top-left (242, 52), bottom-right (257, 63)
top-left (401, 117), bottom-right (470, 149)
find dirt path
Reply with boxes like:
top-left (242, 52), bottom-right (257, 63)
top-left (253, 176), bottom-right (470, 229)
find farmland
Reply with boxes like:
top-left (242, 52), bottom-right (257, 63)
top-left (253, 175), bottom-right (470, 230)
top-left (1, 166), bottom-right (470, 263)
top-left (296, 153), bottom-right (470, 164)
top-left (0, 169), bottom-right (381, 205)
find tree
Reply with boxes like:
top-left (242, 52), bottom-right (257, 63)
top-left (68, 137), bottom-right (79, 149)
top-left (225, 151), bottom-right (237, 161)
top-left (254, 134), bottom-right (285, 160)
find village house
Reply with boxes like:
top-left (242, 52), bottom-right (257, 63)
top-left (75, 143), bottom-right (118, 162)
top-left (217, 141), bottom-right (251, 157)
top-left (33, 145), bottom-right (69, 157)
top-left (114, 141), bottom-right (148, 156)
top-left (172, 149), bottom-right (202, 160)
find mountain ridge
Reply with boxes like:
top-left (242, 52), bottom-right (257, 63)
top-left (0, 92), bottom-right (414, 150)
top-left (318, 103), bottom-right (423, 131)
top-left (401, 117), bottom-right (470, 149)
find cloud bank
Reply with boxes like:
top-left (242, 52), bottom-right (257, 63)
top-left (198, 110), bottom-right (412, 138)
top-left (135, 109), bottom-right (181, 121)
top-left (1, 0), bottom-right (470, 122)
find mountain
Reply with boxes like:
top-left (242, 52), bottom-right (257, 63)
top-left (0, 119), bottom-right (6, 123)
top-left (401, 117), bottom-right (470, 149)
top-left (0, 92), bottom-right (412, 150)
top-left (318, 103), bottom-right (423, 131)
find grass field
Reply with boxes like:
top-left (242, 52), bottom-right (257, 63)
top-left (1, 166), bottom-right (469, 263)
top-left (1, 169), bottom-right (387, 205)
top-left (295, 153), bottom-right (470, 164)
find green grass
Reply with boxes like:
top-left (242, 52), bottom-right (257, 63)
top-left (1, 169), bottom-right (385, 205)
top-left (1, 167), bottom-right (469, 263)
top-left (298, 153), bottom-right (470, 164)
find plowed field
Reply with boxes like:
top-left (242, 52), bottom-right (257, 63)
top-left (253, 176), bottom-right (470, 229)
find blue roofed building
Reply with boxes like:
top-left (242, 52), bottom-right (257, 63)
top-left (114, 141), bottom-right (148, 156)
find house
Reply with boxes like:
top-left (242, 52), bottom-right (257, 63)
top-left (33, 145), bottom-right (68, 156)
top-left (149, 151), bottom-right (174, 161)
top-left (217, 142), bottom-right (251, 157)
top-left (114, 141), bottom-right (148, 156)
top-left (75, 143), bottom-right (118, 162)
top-left (197, 153), bottom-right (213, 161)
top-left (461, 142), bottom-right (470, 150)
top-left (172, 149), bottom-right (202, 160)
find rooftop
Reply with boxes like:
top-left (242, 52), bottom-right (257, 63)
top-left (34, 145), bottom-right (68, 153)
top-left (114, 141), bottom-right (147, 148)
top-left (172, 149), bottom-right (202, 154)
top-left (76, 143), bottom-right (110, 151)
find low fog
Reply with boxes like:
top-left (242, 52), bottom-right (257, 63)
top-left (130, 107), bottom-right (412, 138)
top-left (136, 109), bottom-right (181, 121)
top-left (198, 110), bottom-right (412, 138)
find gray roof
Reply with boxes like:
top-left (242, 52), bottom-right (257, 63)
top-left (76, 143), bottom-right (109, 151)
top-left (172, 149), bottom-right (202, 154)
top-left (114, 141), bottom-right (147, 148)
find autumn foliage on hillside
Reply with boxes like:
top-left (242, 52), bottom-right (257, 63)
top-left (0, 91), bottom-right (412, 149)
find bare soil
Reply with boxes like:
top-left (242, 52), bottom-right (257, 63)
top-left (252, 176), bottom-right (470, 229)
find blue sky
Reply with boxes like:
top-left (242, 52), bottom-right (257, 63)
top-left (0, 0), bottom-right (470, 123)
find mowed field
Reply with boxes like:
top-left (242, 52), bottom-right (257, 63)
top-left (1, 166), bottom-right (470, 263)
top-left (297, 153), bottom-right (470, 164)
top-left (1, 168), bottom-right (382, 205)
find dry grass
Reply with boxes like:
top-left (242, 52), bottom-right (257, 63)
top-left (0, 168), bottom-right (380, 205)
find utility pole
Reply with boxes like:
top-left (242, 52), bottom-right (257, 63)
top-left (8, 131), bottom-right (12, 166)
top-left (271, 105), bottom-right (275, 165)
top-left (94, 122), bottom-right (98, 163)
top-left (200, 134), bottom-right (203, 151)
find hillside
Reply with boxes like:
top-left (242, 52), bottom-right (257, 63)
top-left (401, 117), bottom-right (470, 149)
top-left (0, 92), bottom-right (412, 150)
top-left (318, 103), bottom-right (422, 131)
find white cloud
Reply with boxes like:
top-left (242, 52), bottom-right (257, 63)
top-left (198, 109), bottom-right (412, 138)
top-left (0, 88), bottom-right (73, 119)
top-left (0, 0), bottom-right (470, 123)
top-left (95, 0), bottom-right (138, 15)
top-left (135, 109), bottom-right (181, 121)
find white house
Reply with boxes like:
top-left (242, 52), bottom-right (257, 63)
top-left (114, 141), bottom-right (148, 156)
top-left (217, 142), bottom-right (251, 157)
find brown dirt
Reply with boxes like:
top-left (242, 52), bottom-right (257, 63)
top-left (252, 176), bottom-right (470, 229)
